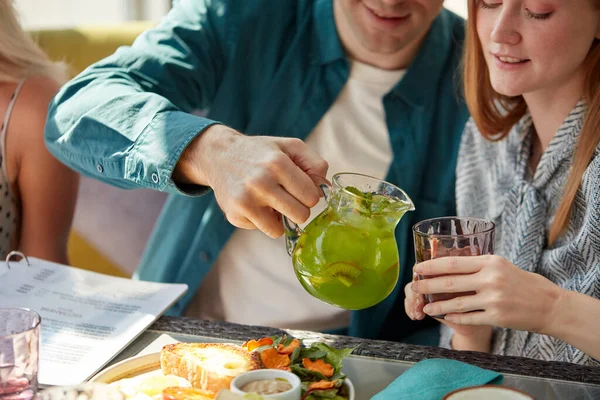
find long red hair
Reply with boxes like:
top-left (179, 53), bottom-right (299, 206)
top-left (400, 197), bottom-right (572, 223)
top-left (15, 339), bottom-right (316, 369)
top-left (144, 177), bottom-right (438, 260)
top-left (463, 0), bottom-right (600, 245)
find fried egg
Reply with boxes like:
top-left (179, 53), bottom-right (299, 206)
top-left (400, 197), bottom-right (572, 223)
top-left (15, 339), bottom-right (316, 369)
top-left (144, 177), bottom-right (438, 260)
top-left (110, 370), bottom-right (191, 399)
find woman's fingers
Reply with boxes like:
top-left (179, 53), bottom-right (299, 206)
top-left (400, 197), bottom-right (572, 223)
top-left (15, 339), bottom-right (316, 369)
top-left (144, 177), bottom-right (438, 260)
top-left (414, 256), bottom-right (487, 276)
top-left (444, 311), bottom-right (488, 326)
top-left (404, 281), bottom-right (426, 320)
top-left (422, 293), bottom-right (483, 316)
top-left (414, 296), bottom-right (425, 320)
top-left (411, 272), bottom-right (479, 294)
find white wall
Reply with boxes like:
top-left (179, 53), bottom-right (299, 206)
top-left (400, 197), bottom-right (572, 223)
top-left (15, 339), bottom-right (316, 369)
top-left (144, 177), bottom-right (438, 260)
top-left (17, 1), bottom-right (467, 30)
top-left (445, 0), bottom-right (468, 18)
top-left (16, 0), bottom-right (171, 29)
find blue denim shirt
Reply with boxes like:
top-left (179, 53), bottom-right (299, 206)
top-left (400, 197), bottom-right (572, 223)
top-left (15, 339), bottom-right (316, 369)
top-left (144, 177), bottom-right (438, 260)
top-left (45, 0), bottom-right (469, 342)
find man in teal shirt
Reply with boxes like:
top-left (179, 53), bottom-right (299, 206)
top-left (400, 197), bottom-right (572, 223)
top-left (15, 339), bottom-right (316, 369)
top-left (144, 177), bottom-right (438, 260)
top-left (45, 0), bottom-right (469, 344)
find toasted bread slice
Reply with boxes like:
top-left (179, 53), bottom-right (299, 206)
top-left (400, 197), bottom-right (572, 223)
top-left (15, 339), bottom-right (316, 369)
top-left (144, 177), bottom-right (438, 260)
top-left (160, 343), bottom-right (260, 395)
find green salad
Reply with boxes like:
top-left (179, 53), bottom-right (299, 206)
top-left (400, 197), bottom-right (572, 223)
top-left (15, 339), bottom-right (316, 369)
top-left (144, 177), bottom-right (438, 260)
top-left (242, 335), bottom-right (356, 400)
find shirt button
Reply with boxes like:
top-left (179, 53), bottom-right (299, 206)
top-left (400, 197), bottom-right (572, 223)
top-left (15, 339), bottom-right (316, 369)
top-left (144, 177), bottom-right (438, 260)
top-left (151, 172), bottom-right (159, 184)
top-left (96, 164), bottom-right (104, 173)
top-left (199, 251), bottom-right (211, 263)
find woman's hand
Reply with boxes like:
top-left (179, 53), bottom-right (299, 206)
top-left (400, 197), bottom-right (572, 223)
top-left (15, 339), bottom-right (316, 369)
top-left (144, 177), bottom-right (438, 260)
top-left (404, 269), bottom-right (426, 321)
top-left (411, 255), bottom-right (565, 334)
top-left (404, 266), bottom-right (493, 352)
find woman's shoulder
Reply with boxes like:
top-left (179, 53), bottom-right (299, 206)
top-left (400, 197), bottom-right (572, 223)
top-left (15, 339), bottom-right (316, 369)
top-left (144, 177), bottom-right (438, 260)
top-left (13, 75), bottom-right (60, 115)
top-left (459, 117), bottom-right (520, 164)
top-left (4, 76), bottom-right (61, 172)
top-left (581, 145), bottom-right (600, 197)
top-left (9, 75), bottom-right (60, 138)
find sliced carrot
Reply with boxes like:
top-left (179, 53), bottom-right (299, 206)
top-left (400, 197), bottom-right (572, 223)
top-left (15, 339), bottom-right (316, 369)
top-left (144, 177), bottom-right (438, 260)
top-left (242, 337), bottom-right (274, 352)
top-left (277, 339), bottom-right (300, 354)
top-left (302, 358), bottom-right (334, 378)
top-left (308, 380), bottom-right (337, 390)
top-left (260, 347), bottom-right (291, 370)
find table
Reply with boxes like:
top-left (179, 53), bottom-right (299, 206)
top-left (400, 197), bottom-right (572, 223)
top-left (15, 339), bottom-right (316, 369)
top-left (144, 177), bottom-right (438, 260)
top-left (109, 316), bottom-right (600, 400)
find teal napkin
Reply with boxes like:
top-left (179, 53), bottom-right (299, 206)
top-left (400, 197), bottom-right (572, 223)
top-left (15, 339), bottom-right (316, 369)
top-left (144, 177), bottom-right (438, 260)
top-left (372, 358), bottom-right (503, 400)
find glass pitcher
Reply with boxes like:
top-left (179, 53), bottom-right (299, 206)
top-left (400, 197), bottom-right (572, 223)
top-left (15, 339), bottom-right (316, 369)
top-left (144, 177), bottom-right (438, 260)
top-left (283, 173), bottom-right (415, 310)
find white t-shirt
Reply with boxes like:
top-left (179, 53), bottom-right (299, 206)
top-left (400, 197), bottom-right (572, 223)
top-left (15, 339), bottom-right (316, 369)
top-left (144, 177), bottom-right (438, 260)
top-left (187, 61), bottom-right (405, 331)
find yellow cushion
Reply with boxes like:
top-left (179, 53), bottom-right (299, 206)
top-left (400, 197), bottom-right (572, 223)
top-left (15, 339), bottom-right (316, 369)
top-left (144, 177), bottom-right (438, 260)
top-left (67, 231), bottom-right (130, 278)
top-left (30, 21), bottom-right (155, 76)
top-left (33, 23), bottom-right (155, 277)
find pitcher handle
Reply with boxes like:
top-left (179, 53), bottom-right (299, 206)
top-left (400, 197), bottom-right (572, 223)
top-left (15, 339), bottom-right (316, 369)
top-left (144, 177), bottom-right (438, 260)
top-left (283, 176), bottom-right (330, 256)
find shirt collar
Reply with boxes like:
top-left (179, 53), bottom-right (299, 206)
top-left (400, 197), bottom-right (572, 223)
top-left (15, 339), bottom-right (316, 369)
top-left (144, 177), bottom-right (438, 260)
top-left (312, 4), bottom-right (464, 108)
top-left (390, 9), bottom-right (463, 108)
top-left (313, 0), bottom-right (345, 65)
top-left (516, 99), bottom-right (587, 188)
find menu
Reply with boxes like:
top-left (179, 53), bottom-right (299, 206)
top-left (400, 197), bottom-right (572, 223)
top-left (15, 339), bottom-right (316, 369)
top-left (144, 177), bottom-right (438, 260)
top-left (0, 256), bottom-right (187, 386)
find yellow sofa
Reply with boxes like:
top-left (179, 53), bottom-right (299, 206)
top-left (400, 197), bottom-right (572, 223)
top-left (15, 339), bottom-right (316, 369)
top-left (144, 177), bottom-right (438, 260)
top-left (31, 22), bottom-right (154, 76)
top-left (31, 22), bottom-right (155, 277)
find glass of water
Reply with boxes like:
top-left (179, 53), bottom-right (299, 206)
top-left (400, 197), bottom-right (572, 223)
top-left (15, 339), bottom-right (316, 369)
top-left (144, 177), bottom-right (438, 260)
top-left (0, 308), bottom-right (41, 400)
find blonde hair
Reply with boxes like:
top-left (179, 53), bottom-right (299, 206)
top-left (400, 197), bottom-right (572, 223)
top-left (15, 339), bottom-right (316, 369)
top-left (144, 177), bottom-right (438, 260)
top-left (0, 0), bottom-right (68, 84)
top-left (464, 0), bottom-right (600, 245)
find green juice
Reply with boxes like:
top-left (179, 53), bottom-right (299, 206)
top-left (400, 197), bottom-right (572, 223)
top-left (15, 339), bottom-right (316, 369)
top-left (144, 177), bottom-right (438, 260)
top-left (292, 188), bottom-right (412, 310)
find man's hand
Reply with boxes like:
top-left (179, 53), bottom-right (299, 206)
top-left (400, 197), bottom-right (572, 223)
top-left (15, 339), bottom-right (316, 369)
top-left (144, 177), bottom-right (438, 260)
top-left (174, 125), bottom-right (328, 238)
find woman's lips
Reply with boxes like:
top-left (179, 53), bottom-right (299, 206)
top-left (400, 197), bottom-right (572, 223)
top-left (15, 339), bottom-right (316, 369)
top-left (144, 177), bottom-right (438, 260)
top-left (492, 54), bottom-right (531, 70)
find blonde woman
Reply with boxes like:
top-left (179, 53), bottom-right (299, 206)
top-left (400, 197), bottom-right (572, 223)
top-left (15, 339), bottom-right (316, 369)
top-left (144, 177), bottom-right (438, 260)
top-left (0, 0), bottom-right (78, 263)
top-left (406, 0), bottom-right (600, 364)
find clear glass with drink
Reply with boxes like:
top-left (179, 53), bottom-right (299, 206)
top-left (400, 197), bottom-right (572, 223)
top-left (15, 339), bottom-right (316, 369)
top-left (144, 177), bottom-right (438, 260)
top-left (0, 308), bottom-right (41, 400)
top-left (412, 217), bottom-right (495, 317)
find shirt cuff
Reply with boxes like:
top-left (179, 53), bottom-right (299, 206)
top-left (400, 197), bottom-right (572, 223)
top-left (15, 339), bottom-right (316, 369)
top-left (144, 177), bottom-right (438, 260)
top-left (124, 110), bottom-right (219, 196)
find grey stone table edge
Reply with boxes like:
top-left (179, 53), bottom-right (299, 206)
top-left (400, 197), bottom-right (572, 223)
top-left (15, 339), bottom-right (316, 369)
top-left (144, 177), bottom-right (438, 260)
top-left (149, 316), bottom-right (600, 385)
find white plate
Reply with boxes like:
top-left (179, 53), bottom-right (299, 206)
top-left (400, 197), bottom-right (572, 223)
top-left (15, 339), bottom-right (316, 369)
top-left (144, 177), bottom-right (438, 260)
top-left (90, 352), bottom-right (355, 400)
top-left (443, 385), bottom-right (534, 400)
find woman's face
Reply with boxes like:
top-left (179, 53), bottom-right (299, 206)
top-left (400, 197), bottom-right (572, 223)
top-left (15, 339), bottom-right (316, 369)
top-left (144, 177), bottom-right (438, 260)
top-left (476, 0), bottom-right (600, 98)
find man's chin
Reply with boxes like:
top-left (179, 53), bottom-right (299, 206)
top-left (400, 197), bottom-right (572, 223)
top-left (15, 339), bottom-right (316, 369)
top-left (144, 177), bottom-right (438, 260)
top-left (359, 38), bottom-right (414, 56)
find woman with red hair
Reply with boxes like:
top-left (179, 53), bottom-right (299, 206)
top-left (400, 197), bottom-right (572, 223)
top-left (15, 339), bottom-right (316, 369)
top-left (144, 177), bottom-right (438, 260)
top-left (406, 0), bottom-right (600, 364)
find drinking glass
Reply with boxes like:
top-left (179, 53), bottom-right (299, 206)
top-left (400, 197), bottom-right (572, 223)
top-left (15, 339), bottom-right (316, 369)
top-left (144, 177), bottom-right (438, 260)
top-left (413, 217), bottom-right (495, 316)
top-left (0, 308), bottom-right (41, 400)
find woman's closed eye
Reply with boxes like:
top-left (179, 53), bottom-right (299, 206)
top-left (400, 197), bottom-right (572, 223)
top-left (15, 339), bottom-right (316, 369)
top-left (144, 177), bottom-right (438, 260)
top-left (480, 0), bottom-right (502, 10)
top-left (525, 8), bottom-right (553, 20)
top-left (479, 1), bottom-right (554, 21)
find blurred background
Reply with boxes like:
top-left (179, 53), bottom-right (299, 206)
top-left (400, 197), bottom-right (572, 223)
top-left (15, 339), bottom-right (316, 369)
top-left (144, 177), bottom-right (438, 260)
top-left (15, 0), bottom-right (468, 278)
top-left (17, 1), bottom-right (466, 29)
top-left (17, 0), bottom-right (171, 28)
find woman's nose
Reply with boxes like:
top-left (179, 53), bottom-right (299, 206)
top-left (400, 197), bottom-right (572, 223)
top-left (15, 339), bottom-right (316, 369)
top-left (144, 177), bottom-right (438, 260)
top-left (490, 10), bottom-right (522, 45)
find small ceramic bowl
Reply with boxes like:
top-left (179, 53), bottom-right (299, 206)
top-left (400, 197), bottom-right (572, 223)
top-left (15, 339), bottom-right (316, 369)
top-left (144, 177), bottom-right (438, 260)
top-left (443, 385), bottom-right (535, 400)
top-left (230, 369), bottom-right (301, 400)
